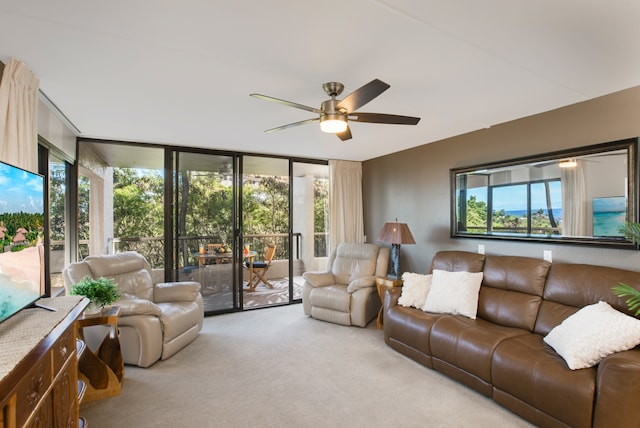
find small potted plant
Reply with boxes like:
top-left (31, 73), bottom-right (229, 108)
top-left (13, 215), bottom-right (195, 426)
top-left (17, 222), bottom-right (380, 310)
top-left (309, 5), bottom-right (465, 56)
top-left (71, 276), bottom-right (121, 313)
top-left (611, 222), bottom-right (640, 316)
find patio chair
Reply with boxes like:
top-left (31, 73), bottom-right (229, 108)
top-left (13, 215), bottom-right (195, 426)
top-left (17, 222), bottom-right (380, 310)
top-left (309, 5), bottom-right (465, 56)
top-left (244, 244), bottom-right (277, 291)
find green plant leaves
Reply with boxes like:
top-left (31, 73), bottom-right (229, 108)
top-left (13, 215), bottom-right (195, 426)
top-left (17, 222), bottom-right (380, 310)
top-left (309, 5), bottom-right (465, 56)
top-left (71, 276), bottom-right (120, 308)
top-left (611, 282), bottom-right (640, 316)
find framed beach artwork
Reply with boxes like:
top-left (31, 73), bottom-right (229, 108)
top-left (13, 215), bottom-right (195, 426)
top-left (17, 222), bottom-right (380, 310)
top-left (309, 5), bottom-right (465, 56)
top-left (593, 196), bottom-right (626, 237)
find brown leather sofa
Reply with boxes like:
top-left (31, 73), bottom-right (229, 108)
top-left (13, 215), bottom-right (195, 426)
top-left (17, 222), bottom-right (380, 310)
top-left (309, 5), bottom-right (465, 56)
top-left (383, 250), bottom-right (640, 428)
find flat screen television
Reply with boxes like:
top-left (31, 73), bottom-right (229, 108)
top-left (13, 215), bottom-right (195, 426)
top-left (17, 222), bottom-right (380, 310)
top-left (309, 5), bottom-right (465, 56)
top-left (0, 160), bottom-right (46, 323)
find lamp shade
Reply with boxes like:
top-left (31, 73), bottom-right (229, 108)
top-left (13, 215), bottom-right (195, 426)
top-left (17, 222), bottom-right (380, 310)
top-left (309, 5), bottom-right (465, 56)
top-left (376, 221), bottom-right (416, 245)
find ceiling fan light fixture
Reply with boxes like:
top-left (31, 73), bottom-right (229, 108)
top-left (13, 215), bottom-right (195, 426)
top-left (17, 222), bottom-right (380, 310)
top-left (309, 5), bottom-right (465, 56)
top-left (559, 158), bottom-right (577, 168)
top-left (320, 114), bottom-right (347, 133)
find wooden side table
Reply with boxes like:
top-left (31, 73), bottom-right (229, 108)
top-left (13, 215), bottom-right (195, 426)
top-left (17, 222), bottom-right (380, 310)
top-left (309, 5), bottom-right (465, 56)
top-left (376, 277), bottom-right (403, 329)
top-left (77, 306), bottom-right (124, 403)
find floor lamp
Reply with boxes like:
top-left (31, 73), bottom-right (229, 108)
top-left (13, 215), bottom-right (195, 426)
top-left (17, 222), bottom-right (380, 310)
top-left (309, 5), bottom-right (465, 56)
top-left (376, 219), bottom-right (416, 279)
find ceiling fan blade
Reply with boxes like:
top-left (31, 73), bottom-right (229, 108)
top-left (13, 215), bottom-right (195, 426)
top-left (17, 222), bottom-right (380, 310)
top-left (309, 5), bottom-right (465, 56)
top-left (264, 117), bottom-right (319, 133)
top-left (349, 112), bottom-right (420, 125)
top-left (336, 79), bottom-right (390, 113)
top-left (337, 125), bottom-right (352, 141)
top-left (250, 93), bottom-right (322, 114)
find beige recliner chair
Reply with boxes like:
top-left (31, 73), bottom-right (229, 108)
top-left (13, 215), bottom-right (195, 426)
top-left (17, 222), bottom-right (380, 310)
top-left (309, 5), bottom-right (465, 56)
top-left (302, 243), bottom-right (389, 327)
top-left (63, 251), bottom-right (204, 367)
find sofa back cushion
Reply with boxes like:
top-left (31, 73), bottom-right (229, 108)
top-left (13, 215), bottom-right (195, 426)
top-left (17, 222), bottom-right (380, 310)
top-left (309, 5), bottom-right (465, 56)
top-left (83, 251), bottom-right (155, 301)
top-left (478, 255), bottom-right (550, 331)
top-left (430, 250), bottom-right (485, 273)
top-left (535, 263), bottom-right (640, 335)
top-left (330, 243), bottom-right (380, 285)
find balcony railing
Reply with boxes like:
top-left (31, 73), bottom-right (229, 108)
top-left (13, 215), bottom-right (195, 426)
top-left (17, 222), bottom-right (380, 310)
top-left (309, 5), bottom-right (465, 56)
top-left (67, 231), bottom-right (328, 271)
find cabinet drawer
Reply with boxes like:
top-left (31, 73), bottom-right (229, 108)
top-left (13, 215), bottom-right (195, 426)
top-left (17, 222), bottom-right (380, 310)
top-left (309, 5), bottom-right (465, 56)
top-left (24, 392), bottom-right (53, 428)
top-left (53, 328), bottom-right (75, 373)
top-left (15, 351), bottom-right (52, 427)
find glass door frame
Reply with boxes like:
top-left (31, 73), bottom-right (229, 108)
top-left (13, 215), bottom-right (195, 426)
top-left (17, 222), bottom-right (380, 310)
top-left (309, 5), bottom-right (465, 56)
top-left (169, 149), bottom-right (240, 315)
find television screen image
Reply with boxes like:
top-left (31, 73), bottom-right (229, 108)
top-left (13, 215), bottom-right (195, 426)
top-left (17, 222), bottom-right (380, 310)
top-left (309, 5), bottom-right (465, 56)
top-left (0, 160), bottom-right (45, 323)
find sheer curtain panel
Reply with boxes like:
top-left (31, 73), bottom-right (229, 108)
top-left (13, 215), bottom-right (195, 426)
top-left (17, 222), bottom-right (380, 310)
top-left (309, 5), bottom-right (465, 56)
top-left (561, 161), bottom-right (587, 236)
top-left (329, 159), bottom-right (365, 247)
top-left (0, 58), bottom-right (39, 172)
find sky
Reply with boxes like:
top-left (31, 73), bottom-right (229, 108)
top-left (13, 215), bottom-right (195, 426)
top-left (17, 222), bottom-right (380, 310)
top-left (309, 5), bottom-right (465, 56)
top-left (0, 162), bottom-right (44, 214)
top-left (593, 196), bottom-right (626, 213)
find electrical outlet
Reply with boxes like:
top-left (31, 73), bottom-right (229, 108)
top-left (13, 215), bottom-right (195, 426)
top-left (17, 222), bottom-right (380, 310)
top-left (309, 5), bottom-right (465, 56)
top-left (478, 244), bottom-right (485, 255)
top-left (543, 250), bottom-right (552, 262)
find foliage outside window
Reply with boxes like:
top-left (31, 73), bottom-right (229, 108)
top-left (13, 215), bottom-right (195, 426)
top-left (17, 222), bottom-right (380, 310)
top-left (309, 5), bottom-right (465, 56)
top-left (77, 160), bottom-right (329, 267)
top-left (314, 177), bottom-right (329, 257)
top-left (49, 161), bottom-right (66, 251)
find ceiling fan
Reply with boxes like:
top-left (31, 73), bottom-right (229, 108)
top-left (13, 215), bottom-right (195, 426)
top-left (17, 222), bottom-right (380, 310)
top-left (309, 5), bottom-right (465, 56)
top-left (532, 150), bottom-right (626, 168)
top-left (250, 79), bottom-right (420, 141)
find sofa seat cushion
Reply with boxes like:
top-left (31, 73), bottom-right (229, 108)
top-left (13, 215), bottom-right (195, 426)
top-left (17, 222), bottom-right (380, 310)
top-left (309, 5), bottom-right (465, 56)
top-left (385, 305), bottom-right (449, 364)
top-left (158, 301), bottom-right (203, 343)
top-left (492, 334), bottom-right (596, 428)
top-left (309, 285), bottom-right (350, 312)
top-left (430, 315), bottom-right (528, 385)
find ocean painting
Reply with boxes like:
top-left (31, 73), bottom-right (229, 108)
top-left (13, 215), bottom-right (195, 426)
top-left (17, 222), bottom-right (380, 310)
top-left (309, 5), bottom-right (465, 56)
top-left (593, 196), bottom-right (626, 237)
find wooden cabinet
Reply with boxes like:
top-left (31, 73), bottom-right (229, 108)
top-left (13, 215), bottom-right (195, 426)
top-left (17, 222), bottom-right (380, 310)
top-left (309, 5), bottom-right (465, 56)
top-left (0, 296), bottom-right (89, 428)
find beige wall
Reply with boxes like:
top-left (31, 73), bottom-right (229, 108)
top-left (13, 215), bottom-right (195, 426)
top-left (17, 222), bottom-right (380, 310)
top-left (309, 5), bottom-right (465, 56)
top-left (363, 85), bottom-right (640, 274)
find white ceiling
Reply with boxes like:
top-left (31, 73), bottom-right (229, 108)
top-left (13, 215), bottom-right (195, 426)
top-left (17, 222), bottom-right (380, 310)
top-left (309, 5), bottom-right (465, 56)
top-left (1, 1), bottom-right (639, 162)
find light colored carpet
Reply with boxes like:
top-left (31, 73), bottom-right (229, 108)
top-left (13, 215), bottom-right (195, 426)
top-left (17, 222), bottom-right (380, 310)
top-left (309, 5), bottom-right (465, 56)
top-left (80, 304), bottom-right (534, 428)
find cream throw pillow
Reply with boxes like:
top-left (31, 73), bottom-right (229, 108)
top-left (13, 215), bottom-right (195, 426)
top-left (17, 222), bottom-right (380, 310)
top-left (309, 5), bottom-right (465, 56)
top-left (398, 272), bottom-right (432, 309)
top-left (421, 269), bottom-right (483, 319)
top-left (543, 301), bottom-right (640, 370)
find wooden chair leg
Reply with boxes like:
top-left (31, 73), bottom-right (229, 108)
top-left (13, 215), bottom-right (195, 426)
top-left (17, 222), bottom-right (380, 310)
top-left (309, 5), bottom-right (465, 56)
top-left (254, 270), bottom-right (274, 288)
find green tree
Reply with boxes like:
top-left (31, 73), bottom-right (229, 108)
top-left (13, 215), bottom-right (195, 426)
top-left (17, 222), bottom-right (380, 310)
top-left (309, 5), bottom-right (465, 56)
top-left (465, 195), bottom-right (488, 228)
top-left (313, 178), bottom-right (329, 256)
top-left (113, 168), bottom-right (164, 238)
top-left (49, 163), bottom-right (66, 244)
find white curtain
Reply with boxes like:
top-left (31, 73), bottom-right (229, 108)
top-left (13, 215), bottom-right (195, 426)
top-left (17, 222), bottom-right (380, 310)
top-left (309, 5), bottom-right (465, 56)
top-left (0, 59), bottom-right (40, 172)
top-left (329, 159), bottom-right (365, 247)
top-left (561, 161), bottom-right (587, 236)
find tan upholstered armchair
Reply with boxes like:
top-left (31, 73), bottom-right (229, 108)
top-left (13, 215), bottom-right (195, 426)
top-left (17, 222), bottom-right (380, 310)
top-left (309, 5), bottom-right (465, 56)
top-left (302, 243), bottom-right (389, 327)
top-left (63, 251), bottom-right (204, 367)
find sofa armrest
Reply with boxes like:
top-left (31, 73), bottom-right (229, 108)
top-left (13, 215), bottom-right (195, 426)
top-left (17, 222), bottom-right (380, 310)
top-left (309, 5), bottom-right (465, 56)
top-left (384, 286), bottom-right (402, 312)
top-left (153, 281), bottom-right (201, 303)
top-left (593, 348), bottom-right (640, 427)
top-left (346, 276), bottom-right (376, 293)
top-left (302, 271), bottom-right (335, 287)
top-left (117, 296), bottom-right (163, 317)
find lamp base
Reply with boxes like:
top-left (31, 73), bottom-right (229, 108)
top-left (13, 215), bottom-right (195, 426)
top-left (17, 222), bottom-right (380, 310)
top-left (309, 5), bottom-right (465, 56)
top-left (389, 243), bottom-right (401, 279)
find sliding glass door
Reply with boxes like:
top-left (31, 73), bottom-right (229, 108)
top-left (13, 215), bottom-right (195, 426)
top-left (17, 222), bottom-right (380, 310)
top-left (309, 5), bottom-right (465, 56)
top-left (173, 152), bottom-right (237, 315)
top-left (292, 161), bottom-right (329, 282)
top-left (240, 156), bottom-right (290, 309)
top-left (74, 140), bottom-right (329, 316)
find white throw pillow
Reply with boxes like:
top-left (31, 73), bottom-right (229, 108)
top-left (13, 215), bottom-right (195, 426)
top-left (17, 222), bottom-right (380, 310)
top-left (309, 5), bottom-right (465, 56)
top-left (398, 272), bottom-right (432, 309)
top-left (421, 269), bottom-right (483, 319)
top-left (543, 301), bottom-right (640, 370)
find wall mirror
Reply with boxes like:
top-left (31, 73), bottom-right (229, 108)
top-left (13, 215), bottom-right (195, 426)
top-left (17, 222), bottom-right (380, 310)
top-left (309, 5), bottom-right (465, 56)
top-left (451, 137), bottom-right (639, 248)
